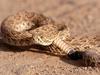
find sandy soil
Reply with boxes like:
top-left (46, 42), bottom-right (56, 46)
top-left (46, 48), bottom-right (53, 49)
top-left (0, 0), bottom-right (100, 75)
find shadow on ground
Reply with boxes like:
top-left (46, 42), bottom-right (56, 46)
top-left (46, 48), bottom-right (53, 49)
top-left (0, 39), bottom-right (85, 67)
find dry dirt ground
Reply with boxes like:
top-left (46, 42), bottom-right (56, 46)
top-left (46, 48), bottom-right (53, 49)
top-left (0, 0), bottom-right (100, 75)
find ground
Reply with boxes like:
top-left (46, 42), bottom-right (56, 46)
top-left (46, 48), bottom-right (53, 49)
top-left (0, 0), bottom-right (100, 75)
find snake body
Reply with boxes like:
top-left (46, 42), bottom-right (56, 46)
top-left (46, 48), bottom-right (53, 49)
top-left (1, 10), bottom-right (54, 46)
top-left (1, 10), bottom-right (100, 67)
top-left (1, 10), bottom-right (71, 56)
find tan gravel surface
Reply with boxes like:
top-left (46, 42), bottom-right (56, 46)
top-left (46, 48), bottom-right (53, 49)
top-left (0, 0), bottom-right (100, 75)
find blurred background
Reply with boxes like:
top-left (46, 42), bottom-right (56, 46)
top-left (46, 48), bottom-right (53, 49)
top-left (0, 0), bottom-right (100, 75)
top-left (0, 0), bottom-right (100, 37)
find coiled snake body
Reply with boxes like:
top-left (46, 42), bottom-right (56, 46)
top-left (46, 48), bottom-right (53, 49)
top-left (1, 10), bottom-right (54, 46)
top-left (1, 10), bottom-right (100, 67)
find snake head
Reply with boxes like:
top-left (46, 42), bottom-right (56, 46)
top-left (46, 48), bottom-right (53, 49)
top-left (30, 23), bottom-right (69, 46)
top-left (30, 24), bottom-right (59, 46)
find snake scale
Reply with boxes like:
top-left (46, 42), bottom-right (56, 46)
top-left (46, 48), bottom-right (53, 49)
top-left (1, 10), bottom-right (54, 46)
top-left (1, 10), bottom-right (100, 67)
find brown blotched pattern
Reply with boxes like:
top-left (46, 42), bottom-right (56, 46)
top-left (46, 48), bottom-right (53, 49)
top-left (1, 10), bottom-right (54, 46)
